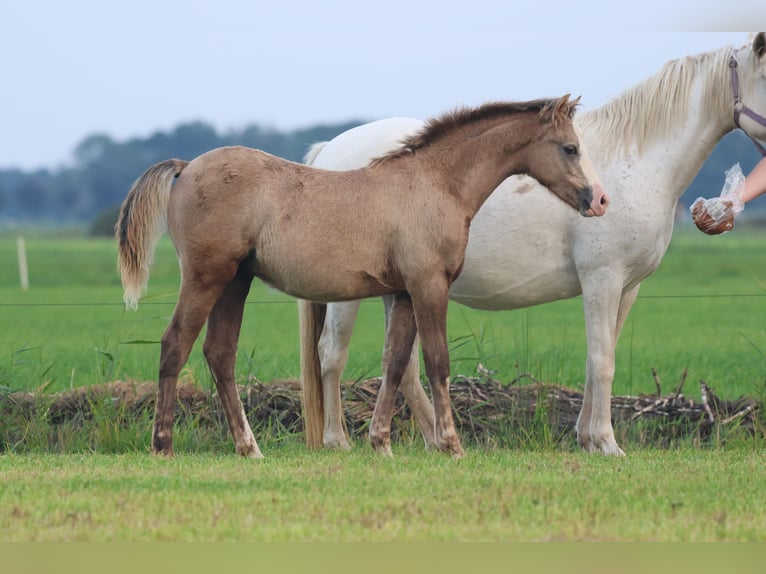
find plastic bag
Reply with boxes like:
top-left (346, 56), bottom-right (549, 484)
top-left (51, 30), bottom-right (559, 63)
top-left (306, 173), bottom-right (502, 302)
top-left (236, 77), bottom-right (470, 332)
top-left (690, 163), bottom-right (746, 235)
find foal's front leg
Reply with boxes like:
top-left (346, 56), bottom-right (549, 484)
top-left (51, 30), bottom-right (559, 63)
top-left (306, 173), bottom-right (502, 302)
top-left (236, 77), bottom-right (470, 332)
top-left (369, 294), bottom-right (418, 456)
top-left (412, 282), bottom-right (464, 458)
top-left (203, 269), bottom-right (262, 458)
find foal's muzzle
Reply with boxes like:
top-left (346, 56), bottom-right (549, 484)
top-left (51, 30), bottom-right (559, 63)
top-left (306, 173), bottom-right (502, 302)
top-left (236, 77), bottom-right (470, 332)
top-left (579, 186), bottom-right (595, 216)
top-left (580, 184), bottom-right (609, 217)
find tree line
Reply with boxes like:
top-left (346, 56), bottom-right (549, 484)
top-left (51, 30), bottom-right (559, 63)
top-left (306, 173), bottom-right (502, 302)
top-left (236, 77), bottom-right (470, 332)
top-left (0, 120), bottom-right (763, 234)
top-left (0, 120), bottom-right (363, 231)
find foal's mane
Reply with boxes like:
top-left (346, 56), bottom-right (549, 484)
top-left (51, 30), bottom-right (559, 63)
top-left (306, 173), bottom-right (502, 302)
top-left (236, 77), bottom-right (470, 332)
top-left (578, 46), bottom-right (733, 157)
top-left (369, 98), bottom-right (563, 166)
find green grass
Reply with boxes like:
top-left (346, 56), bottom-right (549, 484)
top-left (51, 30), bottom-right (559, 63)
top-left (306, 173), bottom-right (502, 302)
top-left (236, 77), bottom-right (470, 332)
top-left (1, 444), bottom-right (764, 542)
top-left (2, 229), bottom-right (765, 401)
top-left (2, 229), bottom-right (766, 544)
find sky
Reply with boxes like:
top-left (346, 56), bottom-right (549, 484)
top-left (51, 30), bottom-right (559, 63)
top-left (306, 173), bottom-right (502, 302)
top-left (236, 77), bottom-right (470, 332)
top-left (1, 1), bottom-right (764, 170)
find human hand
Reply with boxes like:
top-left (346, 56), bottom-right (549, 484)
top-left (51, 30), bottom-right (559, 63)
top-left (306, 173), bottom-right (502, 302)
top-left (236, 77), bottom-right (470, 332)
top-left (691, 197), bottom-right (735, 235)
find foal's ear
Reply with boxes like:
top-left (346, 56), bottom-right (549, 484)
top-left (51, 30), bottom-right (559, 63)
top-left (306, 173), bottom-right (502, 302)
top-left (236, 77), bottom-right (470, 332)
top-left (553, 94), bottom-right (581, 122)
top-left (753, 32), bottom-right (766, 59)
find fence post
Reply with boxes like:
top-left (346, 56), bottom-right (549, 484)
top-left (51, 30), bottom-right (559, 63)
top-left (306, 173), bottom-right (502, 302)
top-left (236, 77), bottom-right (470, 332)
top-left (17, 236), bottom-right (29, 290)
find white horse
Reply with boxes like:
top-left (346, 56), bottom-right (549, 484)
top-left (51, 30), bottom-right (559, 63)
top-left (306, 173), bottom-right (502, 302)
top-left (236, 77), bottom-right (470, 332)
top-left (299, 33), bottom-right (766, 456)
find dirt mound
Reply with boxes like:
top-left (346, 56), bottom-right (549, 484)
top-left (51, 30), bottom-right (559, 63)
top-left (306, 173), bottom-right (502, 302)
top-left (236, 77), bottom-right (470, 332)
top-left (3, 372), bottom-right (760, 448)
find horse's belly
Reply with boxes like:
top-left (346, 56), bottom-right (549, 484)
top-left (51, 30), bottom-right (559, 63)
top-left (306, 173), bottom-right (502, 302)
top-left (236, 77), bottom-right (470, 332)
top-left (251, 249), bottom-right (397, 303)
top-left (449, 263), bottom-right (581, 310)
top-left (448, 182), bottom-right (582, 310)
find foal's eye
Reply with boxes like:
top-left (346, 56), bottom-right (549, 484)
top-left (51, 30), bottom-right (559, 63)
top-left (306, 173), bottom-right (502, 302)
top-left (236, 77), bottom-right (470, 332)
top-left (562, 144), bottom-right (578, 156)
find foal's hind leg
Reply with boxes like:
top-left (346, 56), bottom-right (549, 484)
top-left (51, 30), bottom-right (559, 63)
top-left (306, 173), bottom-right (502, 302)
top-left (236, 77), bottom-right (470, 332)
top-left (382, 295), bottom-right (437, 449)
top-left (153, 274), bottom-right (233, 456)
top-left (369, 294), bottom-right (418, 456)
top-left (203, 266), bottom-right (262, 458)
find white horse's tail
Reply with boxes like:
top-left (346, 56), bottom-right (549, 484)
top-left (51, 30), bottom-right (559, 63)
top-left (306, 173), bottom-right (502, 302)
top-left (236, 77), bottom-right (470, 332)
top-left (115, 159), bottom-right (188, 310)
top-left (297, 140), bottom-right (331, 448)
top-left (299, 299), bottom-right (328, 448)
top-left (303, 142), bottom-right (328, 166)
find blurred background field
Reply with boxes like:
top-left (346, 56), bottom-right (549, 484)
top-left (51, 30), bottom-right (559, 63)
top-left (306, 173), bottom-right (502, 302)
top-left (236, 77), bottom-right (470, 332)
top-left (2, 90), bottom-right (765, 402)
top-left (2, 228), bottom-right (765, 403)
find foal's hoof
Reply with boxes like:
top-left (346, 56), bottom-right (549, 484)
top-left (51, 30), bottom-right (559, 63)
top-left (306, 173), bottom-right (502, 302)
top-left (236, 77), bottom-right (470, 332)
top-left (369, 427), bottom-right (394, 456)
top-left (438, 436), bottom-right (465, 458)
top-left (237, 443), bottom-right (264, 459)
top-left (151, 446), bottom-right (174, 457)
top-left (152, 429), bottom-right (175, 457)
top-left (447, 445), bottom-right (465, 459)
top-left (369, 434), bottom-right (393, 457)
top-left (244, 451), bottom-right (264, 459)
top-left (373, 444), bottom-right (394, 457)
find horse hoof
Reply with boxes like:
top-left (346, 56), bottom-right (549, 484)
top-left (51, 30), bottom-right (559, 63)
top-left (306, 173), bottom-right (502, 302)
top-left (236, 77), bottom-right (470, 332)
top-left (237, 444), bottom-right (264, 459)
top-left (439, 437), bottom-right (465, 458)
top-left (369, 429), bottom-right (392, 454)
top-left (580, 437), bottom-right (625, 457)
top-left (373, 443), bottom-right (394, 457)
top-left (151, 446), bottom-right (174, 457)
top-left (324, 436), bottom-right (352, 450)
top-left (243, 449), bottom-right (264, 459)
top-left (602, 445), bottom-right (626, 457)
top-left (450, 448), bottom-right (465, 459)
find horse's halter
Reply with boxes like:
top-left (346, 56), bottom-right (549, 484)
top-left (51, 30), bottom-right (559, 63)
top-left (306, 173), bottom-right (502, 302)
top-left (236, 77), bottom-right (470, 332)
top-left (729, 52), bottom-right (766, 156)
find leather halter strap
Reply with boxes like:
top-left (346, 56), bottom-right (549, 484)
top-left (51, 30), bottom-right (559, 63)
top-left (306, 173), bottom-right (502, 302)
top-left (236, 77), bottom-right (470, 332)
top-left (729, 53), bottom-right (766, 156)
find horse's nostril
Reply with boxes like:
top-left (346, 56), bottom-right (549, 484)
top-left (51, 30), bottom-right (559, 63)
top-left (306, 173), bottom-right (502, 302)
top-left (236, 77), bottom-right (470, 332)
top-left (600, 195), bottom-right (609, 205)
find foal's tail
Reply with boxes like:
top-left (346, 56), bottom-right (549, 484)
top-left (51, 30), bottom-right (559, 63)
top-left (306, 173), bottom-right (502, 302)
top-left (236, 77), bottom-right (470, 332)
top-left (298, 299), bottom-right (328, 448)
top-left (115, 159), bottom-right (189, 310)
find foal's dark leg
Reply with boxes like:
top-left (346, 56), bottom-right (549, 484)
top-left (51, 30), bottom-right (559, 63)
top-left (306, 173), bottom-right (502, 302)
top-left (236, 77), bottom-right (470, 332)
top-left (412, 281), bottom-right (464, 457)
top-left (153, 279), bottom-right (229, 456)
top-left (369, 293), bottom-right (418, 456)
top-left (203, 267), bottom-right (262, 458)
top-left (383, 295), bottom-right (437, 449)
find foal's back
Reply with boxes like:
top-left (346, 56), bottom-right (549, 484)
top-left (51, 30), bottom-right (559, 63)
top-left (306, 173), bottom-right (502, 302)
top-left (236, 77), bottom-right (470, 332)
top-left (168, 146), bottom-right (456, 302)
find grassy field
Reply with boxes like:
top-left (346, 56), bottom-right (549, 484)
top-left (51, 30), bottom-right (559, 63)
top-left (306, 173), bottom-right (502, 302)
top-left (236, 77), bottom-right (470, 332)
top-left (1, 443), bottom-right (765, 542)
top-left (1, 228), bottom-right (765, 400)
top-left (1, 228), bottom-right (766, 544)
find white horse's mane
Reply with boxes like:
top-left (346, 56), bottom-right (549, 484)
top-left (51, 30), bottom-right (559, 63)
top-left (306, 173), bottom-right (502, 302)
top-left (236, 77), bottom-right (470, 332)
top-left (578, 45), bottom-right (734, 156)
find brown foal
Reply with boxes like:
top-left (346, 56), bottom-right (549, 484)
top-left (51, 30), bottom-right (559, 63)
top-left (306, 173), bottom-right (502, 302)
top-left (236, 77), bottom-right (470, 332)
top-left (116, 95), bottom-right (594, 457)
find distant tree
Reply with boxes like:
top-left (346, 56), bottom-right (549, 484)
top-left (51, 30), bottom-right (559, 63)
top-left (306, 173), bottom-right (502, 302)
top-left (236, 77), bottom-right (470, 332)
top-left (89, 204), bottom-right (121, 237)
top-left (74, 134), bottom-right (115, 166)
top-left (53, 170), bottom-right (88, 218)
top-left (15, 173), bottom-right (50, 214)
top-left (172, 122), bottom-right (221, 159)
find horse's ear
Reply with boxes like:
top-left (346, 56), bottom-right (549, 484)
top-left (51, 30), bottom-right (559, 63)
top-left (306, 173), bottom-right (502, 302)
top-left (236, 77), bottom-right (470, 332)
top-left (550, 94), bottom-right (568, 124)
top-left (753, 32), bottom-right (766, 59)
top-left (553, 94), bottom-right (581, 121)
top-left (567, 95), bottom-right (582, 118)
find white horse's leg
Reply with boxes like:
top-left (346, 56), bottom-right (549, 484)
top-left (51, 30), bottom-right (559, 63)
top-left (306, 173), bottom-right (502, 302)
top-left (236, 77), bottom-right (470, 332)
top-left (382, 296), bottom-right (437, 448)
top-left (317, 301), bottom-right (361, 449)
top-left (576, 273), bottom-right (628, 456)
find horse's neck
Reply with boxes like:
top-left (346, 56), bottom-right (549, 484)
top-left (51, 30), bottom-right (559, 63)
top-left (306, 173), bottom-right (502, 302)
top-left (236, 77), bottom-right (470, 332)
top-left (420, 117), bottom-right (532, 214)
top-left (579, 47), bottom-right (735, 207)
